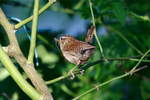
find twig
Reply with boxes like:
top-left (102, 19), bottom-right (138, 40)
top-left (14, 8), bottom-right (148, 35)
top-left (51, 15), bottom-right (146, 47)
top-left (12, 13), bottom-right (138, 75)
top-left (88, 0), bottom-right (105, 58)
top-left (15, 0), bottom-right (56, 29)
top-left (46, 55), bottom-right (150, 85)
top-left (0, 7), bottom-right (53, 100)
top-left (93, 13), bottom-right (144, 55)
top-left (82, 57), bottom-right (150, 70)
top-left (130, 12), bottom-right (150, 22)
top-left (46, 74), bottom-right (69, 85)
top-left (74, 0), bottom-right (84, 10)
top-left (106, 26), bottom-right (143, 55)
top-left (130, 49), bottom-right (150, 74)
top-left (72, 66), bottom-right (148, 100)
top-left (0, 45), bottom-right (42, 100)
top-left (28, 0), bottom-right (40, 63)
top-left (72, 49), bottom-right (150, 100)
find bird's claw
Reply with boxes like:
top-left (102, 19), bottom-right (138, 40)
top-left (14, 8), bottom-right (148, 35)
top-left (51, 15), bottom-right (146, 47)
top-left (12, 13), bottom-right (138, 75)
top-left (69, 69), bottom-right (75, 80)
top-left (79, 69), bottom-right (84, 75)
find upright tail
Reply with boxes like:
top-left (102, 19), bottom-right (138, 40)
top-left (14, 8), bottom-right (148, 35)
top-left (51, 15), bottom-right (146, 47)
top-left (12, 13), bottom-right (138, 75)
top-left (85, 26), bottom-right (95, 43)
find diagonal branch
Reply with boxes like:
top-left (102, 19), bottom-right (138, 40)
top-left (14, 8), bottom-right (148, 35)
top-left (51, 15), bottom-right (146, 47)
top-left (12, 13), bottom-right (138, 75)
top-left (28, 0), bottom-right (40, 63)
top-left (0, 7), bottom-right (53, 100)
top-left (88, 0), bottom-right (105, 58)
top-left (15, 0), bottom-right (56, 29)
top-left (0, 45), bottom-right (42, 100)
top-left (72, 65), bottom-right (148, 100)
top-left (46, 55), bottom-right (150, 85)
top-left (106, 26), bottom-right (143, 55)
top-left (72, 49), bottom-right (150, 99)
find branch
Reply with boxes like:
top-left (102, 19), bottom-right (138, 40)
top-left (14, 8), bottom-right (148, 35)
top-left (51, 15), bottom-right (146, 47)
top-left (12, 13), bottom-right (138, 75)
top-left (46, 74), bottom-right (70, 85)
top-left (129, 11), bottom-right (150, 22)
top-left (72, 65), bottom-right (148, 100)
top-left (72, 49), bottom-right (150, 99)
top-left (130, 49), bottom-right (150, 74)
top-left (0, 7), bottom-right (53, 100)
top-left (106, 26), bottom-right (143, 55)
top-left (88, 0), bottom-right (105, 58)
top-left (46, 54), bottom-right (150, 85)
top-left (28, 0), bottom-right (40, 63)
top-left (0, 45), bottom-right (42, 100)
top-left (15, 0), bottom-right (56, 29)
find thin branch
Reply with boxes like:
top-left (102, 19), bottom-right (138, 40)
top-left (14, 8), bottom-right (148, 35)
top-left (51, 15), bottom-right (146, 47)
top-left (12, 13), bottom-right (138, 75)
top-left (0, 45), bottom-right (42, 100)
top-left (117, 65), bottom-right (150, 82)
top-left (130, 49), bottom-right (150, 74)
top-left (46, 74), bottom-right (70, 85)
top-left (28, 0), bottom-right (40, 63)
top-left (106, 26), bottom-right (143, 55)
top-left (0, 8), bottom-right (53, 100)
top-left (129, 54), bottom-right (150, 58)
top-left (130, 11), bottom-right (150, 22)
top-left (72, 49), bottom-right (150, 100)
top-left (72, 66), bottom-right (148, 100)
top-left (83, 58), bottom-right (150, 70)
top-left (46, 55), bottom-right (150, 85)
top-left (88, 0), bottom-right (105, 58)
top-left (15, 0), bottom-right (56, 29)
top-left (74, 0), bottom-right (84, 10)
top-left (92, 12), bottom-right (144, 55)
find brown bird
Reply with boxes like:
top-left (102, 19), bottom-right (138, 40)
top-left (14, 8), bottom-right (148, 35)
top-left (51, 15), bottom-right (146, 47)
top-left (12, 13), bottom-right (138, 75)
top-left (55, 26), bottom-right (95, 78)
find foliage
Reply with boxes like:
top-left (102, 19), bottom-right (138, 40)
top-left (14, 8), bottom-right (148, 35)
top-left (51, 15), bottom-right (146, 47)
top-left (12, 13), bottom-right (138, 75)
top-left (0, 0), bottom-right (150, 100)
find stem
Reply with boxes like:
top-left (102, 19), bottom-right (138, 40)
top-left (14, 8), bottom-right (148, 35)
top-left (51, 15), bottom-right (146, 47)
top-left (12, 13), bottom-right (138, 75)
top-left (72, 49), bottom-right (150, 100)
top-left (46, 56), bottom-right (150, 85)
top-left (15, 0), bottom-right (56, 29)
top-left (0, 8), bottom-right (53, 100)
top-left (129, 58), bottom-right (150, 62)
top-left (72, 66), bottom-right (147, 100)
top-left (28, 0), bottom-right (40, 63)
top-left (88, 0), bottom-right (105, 58)
top-left (130, 12), bottom-right (150, 22)
top-left (0, 45), bottom-right (42, 100)
top-left (46, 74), bottom-right (69, 85)
top-left (130, 49), bottom-right (150, 73)
top-left (73, 73), bottom-right (129, 100)
top-left (107, 26), bottom-right (143, 55)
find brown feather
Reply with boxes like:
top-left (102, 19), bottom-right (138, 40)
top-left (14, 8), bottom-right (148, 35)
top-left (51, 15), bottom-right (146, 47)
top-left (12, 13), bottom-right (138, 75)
top-left (85, 26), bottom-right (95, 43)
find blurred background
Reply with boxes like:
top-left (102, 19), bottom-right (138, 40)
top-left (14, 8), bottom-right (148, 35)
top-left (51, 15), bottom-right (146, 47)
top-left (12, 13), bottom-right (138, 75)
top-left (0, 0), bottom-right (150, 100)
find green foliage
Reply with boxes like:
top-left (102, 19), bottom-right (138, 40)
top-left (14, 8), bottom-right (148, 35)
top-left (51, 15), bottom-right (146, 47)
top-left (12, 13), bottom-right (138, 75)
top-left (112, 2), bottom-right (127, 25)
top-left (0, 0), bottom-right (150, 100)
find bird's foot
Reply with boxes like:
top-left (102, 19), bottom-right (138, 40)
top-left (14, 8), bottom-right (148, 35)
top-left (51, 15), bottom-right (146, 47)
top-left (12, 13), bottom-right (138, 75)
top-left (79, 69), bottom-right (84, 75)
top-left (68, 69), bottom-right (75, 80)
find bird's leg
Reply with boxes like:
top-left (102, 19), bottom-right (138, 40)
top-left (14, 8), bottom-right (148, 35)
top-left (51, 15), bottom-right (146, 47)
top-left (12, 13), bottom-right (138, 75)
top-left (69, 65), bottom-right (77, 79)
top-left (79, 66), bottom-right (84, 75)
top-left (68, 61), bottom-right (81, 79)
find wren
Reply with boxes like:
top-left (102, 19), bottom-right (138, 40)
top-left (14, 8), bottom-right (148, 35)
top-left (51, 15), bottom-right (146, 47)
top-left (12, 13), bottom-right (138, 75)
top-left (56, 26), bottom-right (95, 66)
top-left (55, 26), bottom-right (95, 79)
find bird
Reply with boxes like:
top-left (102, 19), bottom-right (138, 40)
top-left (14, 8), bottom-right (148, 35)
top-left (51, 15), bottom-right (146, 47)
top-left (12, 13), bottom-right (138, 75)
top-left (55, 26), bottom-right (95, 79)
